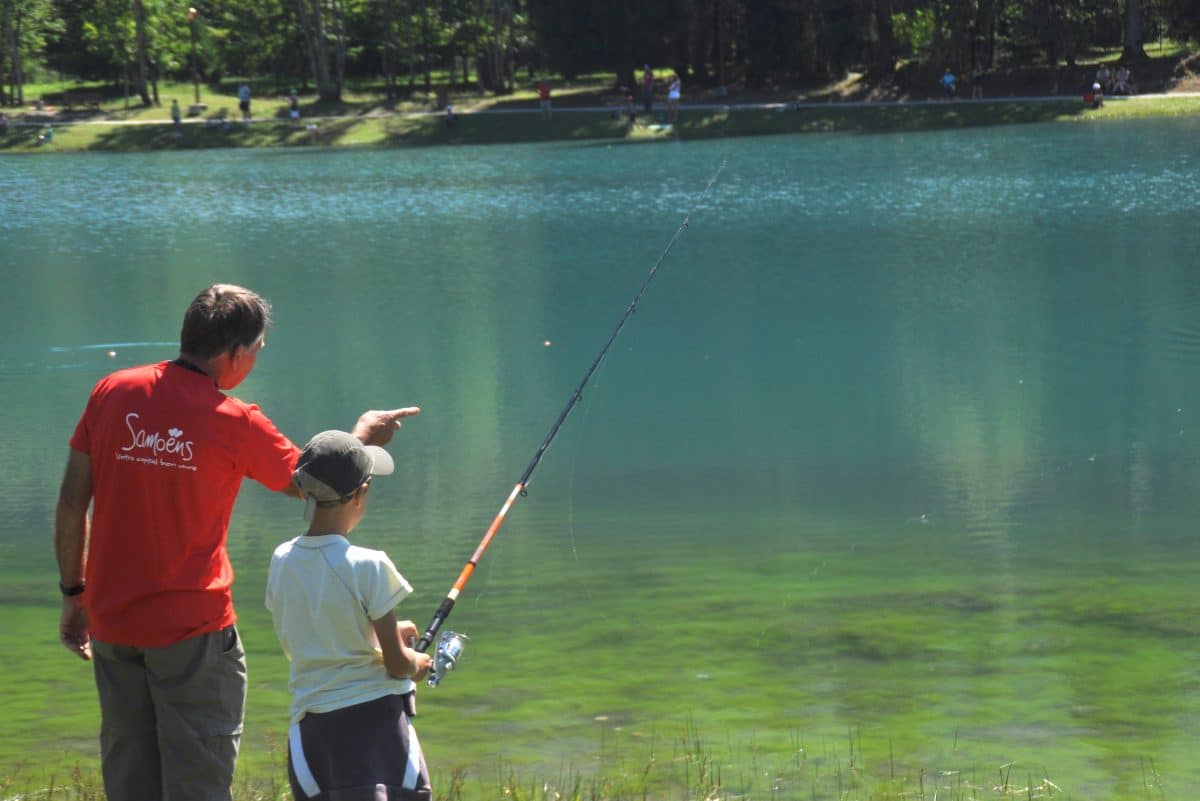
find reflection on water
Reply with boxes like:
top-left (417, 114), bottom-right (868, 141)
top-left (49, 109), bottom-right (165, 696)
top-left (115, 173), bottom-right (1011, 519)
top-left (3, 119), bottom-right (1200, 796)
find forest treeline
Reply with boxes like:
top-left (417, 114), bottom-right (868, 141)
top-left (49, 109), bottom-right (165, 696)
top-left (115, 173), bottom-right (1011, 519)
top-left (2, 1), bottom-right (1198, 107)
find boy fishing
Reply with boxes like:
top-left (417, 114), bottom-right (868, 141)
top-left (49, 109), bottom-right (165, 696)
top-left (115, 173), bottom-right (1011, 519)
top-left (266, 430), bottom-right (434, 800)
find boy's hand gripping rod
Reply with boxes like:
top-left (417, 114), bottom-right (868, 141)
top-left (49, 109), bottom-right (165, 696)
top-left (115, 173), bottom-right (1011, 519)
top-left (417, 161), bottom-right (727, 685)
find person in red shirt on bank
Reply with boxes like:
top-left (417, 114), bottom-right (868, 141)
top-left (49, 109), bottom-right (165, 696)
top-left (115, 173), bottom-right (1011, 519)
top-left (54, 283), bottom-right (418, 801)
top-left (536, 80), bottom-right (552, 122)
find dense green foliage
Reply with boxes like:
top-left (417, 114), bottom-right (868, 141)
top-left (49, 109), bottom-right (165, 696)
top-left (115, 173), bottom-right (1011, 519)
top-left (2, 0), bottom-right (1198, 106)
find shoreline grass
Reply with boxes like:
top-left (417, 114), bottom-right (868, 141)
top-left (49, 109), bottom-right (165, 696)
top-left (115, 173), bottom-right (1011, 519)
top-left (2, 79), bottom-right (1198, 155)
top-left (3, 723), bottom-right (1112, 801)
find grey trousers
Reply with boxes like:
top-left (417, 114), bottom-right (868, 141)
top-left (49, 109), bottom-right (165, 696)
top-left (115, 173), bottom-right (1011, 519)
top-left (92, 626), bottom-right (247, 801)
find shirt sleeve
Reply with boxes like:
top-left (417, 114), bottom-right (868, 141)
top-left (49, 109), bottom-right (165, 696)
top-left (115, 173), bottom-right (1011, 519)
top-left (241, 404), bottom-right (300, 491)
top-left (360, 550), bottom-right (413, 621)
top-left (68, 377), bottom-right (108, 453)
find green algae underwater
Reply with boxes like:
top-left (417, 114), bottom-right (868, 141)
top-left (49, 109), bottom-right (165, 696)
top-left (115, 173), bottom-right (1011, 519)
top-left (2, 121), bottom-right (1200, 799)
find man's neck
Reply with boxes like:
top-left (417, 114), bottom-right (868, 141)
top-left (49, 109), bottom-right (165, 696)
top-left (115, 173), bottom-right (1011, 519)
top-left (174, 352), bottom-right (217, 382)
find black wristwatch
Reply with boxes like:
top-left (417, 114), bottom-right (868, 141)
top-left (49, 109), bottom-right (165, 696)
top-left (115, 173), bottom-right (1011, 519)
top-left (59, 582), bottom-right (86, 597)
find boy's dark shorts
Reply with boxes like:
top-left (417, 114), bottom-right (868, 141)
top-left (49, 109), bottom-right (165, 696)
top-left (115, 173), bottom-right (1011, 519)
top-left (288, 693), bottom-right (431, 801)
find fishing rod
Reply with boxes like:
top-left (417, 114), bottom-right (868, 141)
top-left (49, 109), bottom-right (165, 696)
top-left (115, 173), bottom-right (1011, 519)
top-left (417, 160), bottom-right (727, 686)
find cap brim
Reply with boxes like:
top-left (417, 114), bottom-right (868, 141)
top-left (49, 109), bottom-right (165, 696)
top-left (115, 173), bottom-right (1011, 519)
top-left (363, 445), bottom-right (394, 476)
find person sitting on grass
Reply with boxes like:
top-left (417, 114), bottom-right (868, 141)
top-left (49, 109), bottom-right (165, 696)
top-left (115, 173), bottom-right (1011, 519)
top-left (266, 430), bottom-right (435, 801)
top-left (1113, 65), bottom-right (1133, 95)
top-left (1084, 82), bottom-right (1104, 109)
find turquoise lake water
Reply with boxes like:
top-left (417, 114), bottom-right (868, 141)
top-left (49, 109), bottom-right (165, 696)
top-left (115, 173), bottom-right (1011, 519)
top-left (2, 121), bottom-right (1200, 799)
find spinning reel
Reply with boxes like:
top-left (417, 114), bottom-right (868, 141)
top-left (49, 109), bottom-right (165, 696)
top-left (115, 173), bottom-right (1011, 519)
top-left (426, 630), bottom-right (469, 687)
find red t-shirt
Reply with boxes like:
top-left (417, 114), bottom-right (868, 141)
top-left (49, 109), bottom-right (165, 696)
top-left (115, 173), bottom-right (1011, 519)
top-left (537, 83), bottom-right (550, 100)
top-left (70, 361), bottom-right (300, 647)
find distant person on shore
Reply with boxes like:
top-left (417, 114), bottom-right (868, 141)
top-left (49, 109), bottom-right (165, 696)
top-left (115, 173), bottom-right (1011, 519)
top-left (266, 431), bottom-right (435, 801)
top-left (940, 67), bottom-right (957, 99)
top-left (1096, 63), bottom-right (1113, 93)
top-left (444, 104), bottom-right (455, 126)
top-left (1084, 82), bottom-right (1104, 109)
top-left (641, 65), bottom-right (654, 112)
top-left (1113, 65), bottom-right (1132, 95)
top-left (970, 64), bottom-right (984, 99)
top-left (54, 282), bottom-right (418, 801)
top-left (537, 80), bottom-right (552, 122)
top-left (667, 74), bottom-right (681, 123)
top-left (238, 83), bottom-right (252, 120)
top-left (0, 111), bottom-right (8, 132)
top-left (37, 125), bottom-right (53, 145)
top-left (289, 89), bottom-right (300, 121)
top-left (171, 98), bottom-right (182, 134)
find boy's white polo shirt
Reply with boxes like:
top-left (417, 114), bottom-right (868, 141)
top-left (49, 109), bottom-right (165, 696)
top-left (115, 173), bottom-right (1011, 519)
top-left (266, 533), bottom-right (415, 725)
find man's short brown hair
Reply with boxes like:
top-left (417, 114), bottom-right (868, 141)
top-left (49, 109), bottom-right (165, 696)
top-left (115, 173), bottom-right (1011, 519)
top-left (180, 284), bottom-right (272, 359)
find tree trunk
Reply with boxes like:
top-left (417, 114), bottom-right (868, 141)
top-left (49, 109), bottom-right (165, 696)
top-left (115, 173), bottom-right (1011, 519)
top-left (932, 0), bottom-right (945, 64)
top-left (979, 0), bottom-right (995, 68)
top-left (872, 0), bottom-right (895, 75)
top-left (421, 3), bottom-right (430, 94)
top-left (297, 0), bottom-right (322, 96)
top-left (297, 0), bottom-right (338, 101)
top-left (692, 0), bottom-right (710, 83)
top-left (491, 1), bottom-right (502, 93)
top-left (1123, 0), bottom-right (1146, 60)
top-left (132, 0), bottom-right (153, 105)
top-left (406, 0), bottom-right (416, 91)
top-left (712, 0), bottom-right (725, 88)
top-left (333, 0), bottom-right (346, 98)
top-left (382, 0), bottom-right (395, 98)
top-left (504, 0), bottom-right (516, 92)
top-left (3, 2), bottom-right (24, 106)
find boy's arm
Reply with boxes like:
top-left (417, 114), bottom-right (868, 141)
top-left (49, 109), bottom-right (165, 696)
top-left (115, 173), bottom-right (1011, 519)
top-left (371, 610), bottom-right (433, 681)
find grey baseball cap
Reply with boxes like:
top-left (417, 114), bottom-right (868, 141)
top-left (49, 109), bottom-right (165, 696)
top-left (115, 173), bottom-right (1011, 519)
top-left (294, 430), bottom-right (394, 519)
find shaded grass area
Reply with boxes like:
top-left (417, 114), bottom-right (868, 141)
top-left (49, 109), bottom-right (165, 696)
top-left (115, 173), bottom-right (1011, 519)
top-left (2, 95), bottom-right (1199, 155)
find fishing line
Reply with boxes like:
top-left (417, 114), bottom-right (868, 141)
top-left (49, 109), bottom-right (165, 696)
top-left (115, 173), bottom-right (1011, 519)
top-left (416, 160), bottom-right (727, 684)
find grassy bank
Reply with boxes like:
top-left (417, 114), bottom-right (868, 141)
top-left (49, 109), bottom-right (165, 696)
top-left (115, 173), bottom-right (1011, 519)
top-left (1, 79), bottom-right (1198, 154)
top-left (1, 724), bottom-right (1098, 801)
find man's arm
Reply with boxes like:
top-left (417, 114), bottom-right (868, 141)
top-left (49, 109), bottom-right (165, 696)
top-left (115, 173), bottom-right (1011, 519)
top-left (352, 407), bottom-right (421, 447)
top-left (55, 448), bottom-right (93, 660)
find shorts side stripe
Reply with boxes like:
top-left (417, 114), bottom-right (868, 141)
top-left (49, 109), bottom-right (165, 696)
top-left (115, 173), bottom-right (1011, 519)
top-left (289, 722), bottom-right (322, 798)
top-left (402, 720), bottom-right (424, 790)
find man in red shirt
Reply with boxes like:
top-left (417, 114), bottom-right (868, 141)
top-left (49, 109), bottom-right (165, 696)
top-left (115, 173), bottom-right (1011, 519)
top-left (55, 284), bottom-right (418, 801)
